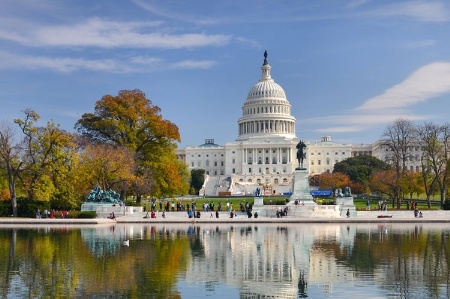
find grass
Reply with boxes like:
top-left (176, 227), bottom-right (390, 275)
top-left (138, 196), bottom-right (444, 212)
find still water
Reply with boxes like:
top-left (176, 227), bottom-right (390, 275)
top-left (0, 223), bottom-right (449, 299)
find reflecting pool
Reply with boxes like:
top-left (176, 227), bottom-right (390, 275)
top-left (0, 223), bottom-right (449, 298)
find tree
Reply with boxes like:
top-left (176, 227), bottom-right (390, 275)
top-left (380, 119), bottom-right (415, 209)
top-left (75, 144), bottom-right (136, 195)
top-left (75, 89), bottom-right (184, 198)
top-left (15, 110), bottom-right (77, 201)
top-left (317, 172), bottom-right (350, 192)
top-left (369, 170), bottom-right (398, 202)
top-left (0, 122), bottom-right (22, 216)
top-left (401, 171), bottom-right (424, 204)
top-left (333, 155), bottom-right (389, 187)
top-left (190, 169), bottom-right (205, 195)
top-left (416, 122), bottom-right (450, 208)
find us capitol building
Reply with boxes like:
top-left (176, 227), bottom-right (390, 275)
top-left (176, 52), bottom-right (423, 196)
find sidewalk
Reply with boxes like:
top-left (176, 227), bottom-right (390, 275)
top-left (0, 210), bottom-right (448, 225)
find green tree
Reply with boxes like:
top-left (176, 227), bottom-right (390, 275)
top-left (190, 169), bottom-right (205, 195)
top-left (333, 155), bottom-right (389, 187)
top-left (15, 110), bottom-right (77, 201)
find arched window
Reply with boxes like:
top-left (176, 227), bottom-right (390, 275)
top-left (274, 178), bottom-right (279, 185)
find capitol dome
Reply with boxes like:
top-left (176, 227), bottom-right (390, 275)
top-left (237, 51), bottom-right (296, 141)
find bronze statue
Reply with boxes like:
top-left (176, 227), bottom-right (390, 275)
top-left (296, 140), bottom-right (306, 169)
top-left (263, 50), bottom-right (268, 65)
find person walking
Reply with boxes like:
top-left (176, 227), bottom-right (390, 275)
top-left (346, 209), bottom-right (350, 218)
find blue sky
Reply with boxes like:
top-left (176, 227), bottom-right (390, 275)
top-left (1, 0), bottom-right (450, 148)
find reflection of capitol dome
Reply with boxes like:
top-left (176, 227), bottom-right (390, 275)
top-left (237, 51), bottom-right (296, 141)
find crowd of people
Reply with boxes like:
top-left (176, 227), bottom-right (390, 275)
top-left (36, 209), bottom-right (68, 219)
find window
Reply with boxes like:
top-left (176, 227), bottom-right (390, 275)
top-left (318, 160), bottom-right (321, 165)
top-left (214, 161), bottom-right (217, 166)
top-left (206, 160), bottom-right (209, 167)
top-left (191, 162), bottom-right (194, 167)
top-left (311, 161), bottom-right (314, 165)
top-left (233, 168), bottom-right (236, 174)
top-left (221, 161), bottom-right (224, 166)
top-left (283, 178), bottom-right (288, 183)
top-left (274, 178), bottom-right (279, 185)
top-left (232, 159), bottom-right (235, 164)
top-left (249, 168), bottom-right (252, 173)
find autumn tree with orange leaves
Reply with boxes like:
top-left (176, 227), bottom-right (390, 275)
top-left (75, 90), bottom-right (189, 201)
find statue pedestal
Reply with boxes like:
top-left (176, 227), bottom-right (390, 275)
top-left (81, 203), bottom-right (143, 218)
top-left (253, 196), bottom-right (264, 206)
top-left (288, 169), bottom-right (316, 206)
top-left (336, 196), bottom-right (357, 217)
top-left (252, 196), bottom-right (266, 216)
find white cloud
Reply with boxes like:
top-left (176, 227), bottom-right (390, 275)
top-left (0, 17), bottom-right (231, 49)
top-left (403, 39), bottom-right (436, 48)
top-left (301, 61), bottom-right (450, 134)
top-left (357, 62), bottom-right (450, 111)
top-left (303, 112), bottom-right (429, 129)
top-left (368, 1), bottom-right (450, 22)
top-left (170, 60), bottom-right (217, 70)
top-left (0, 51), bottom-right (217, 73)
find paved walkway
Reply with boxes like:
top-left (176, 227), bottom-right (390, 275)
top-left (1, 210), bottom-right (449, 225)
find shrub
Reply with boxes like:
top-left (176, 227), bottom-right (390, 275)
top-left (17, 198), bottom-right (50, 218)
top-left (0, 200), bottom-right (12, 216)
top-left (443, 200), bottom-right (450, 210)
top-left (69, 211), bottom-right (96, 218)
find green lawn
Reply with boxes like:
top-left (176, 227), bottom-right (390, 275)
top-left (138, 196), bottom-right (444, 212)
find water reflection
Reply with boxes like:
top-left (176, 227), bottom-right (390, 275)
top-left (0, 223), bottom-right (449, 298)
